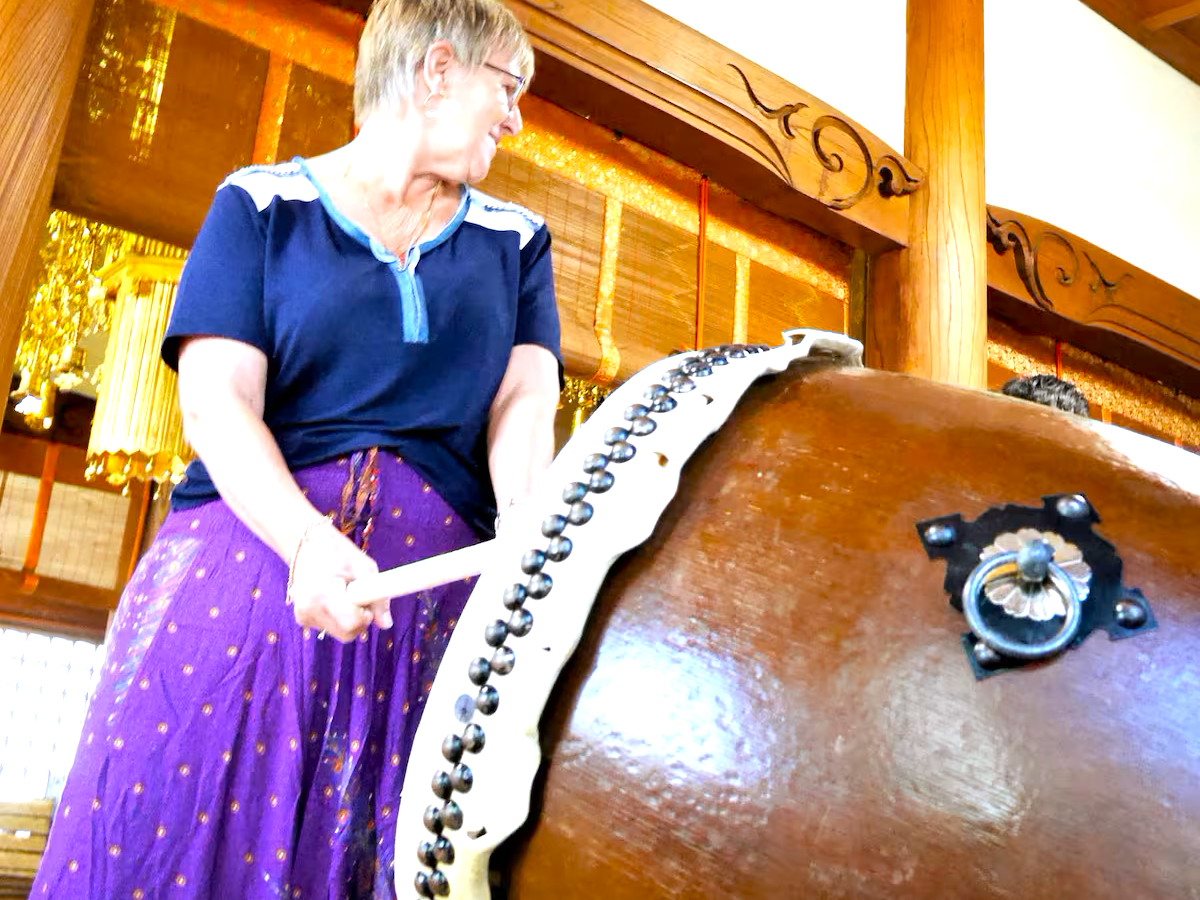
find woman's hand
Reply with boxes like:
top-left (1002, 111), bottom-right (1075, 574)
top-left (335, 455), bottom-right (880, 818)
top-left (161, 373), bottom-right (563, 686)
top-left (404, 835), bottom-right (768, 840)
top-left (287, 516), bottom-right (393, 642)
top-left (178, 337), bottom-right (393, 641)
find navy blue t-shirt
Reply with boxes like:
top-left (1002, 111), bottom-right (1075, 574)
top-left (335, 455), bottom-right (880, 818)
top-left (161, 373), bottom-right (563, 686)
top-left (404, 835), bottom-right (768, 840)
top-left (162, 160), bottom-right (562, 536)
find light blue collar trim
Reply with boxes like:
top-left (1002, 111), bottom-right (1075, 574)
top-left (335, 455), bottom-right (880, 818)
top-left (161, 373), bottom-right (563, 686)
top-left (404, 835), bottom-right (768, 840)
top-left (420, 185), bottom-right (470, 255)
top-left (294, 157), bottom-right (375, 251)
top-left (294, 157), bottom-right (468, 265)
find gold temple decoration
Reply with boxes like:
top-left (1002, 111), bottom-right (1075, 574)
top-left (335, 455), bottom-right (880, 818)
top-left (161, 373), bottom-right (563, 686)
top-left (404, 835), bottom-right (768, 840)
top-left (128, 5), bottom-right (176, 160)
top-left (84, 0), bottom-right (177, 155)
top-left (11, 211), bottom-right (138, 430)
top-left (562, 376), bottom-right (611, 434)
top-left (86, 253), bottom-right (191, 487)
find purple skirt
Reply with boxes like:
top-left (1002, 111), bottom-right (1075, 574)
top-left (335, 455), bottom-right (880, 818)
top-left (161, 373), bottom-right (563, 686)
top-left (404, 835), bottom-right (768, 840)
top-left (32, 451), bottom-right (480, 899)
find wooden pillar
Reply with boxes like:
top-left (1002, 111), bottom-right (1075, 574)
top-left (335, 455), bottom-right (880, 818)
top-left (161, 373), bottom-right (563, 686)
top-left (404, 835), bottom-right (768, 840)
top-left (0, 0), bottom-right (96, 379)
top-left (867, 0), bottom-right (986, 387)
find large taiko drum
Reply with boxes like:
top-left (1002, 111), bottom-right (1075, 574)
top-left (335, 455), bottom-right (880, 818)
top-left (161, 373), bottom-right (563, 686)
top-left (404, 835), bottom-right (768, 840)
top-left (398, 332), bottom-right (1200, 900)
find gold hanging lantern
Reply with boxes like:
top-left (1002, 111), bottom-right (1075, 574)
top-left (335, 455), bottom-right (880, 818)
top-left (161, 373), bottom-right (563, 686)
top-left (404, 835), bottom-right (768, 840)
top-left (86, 253), bottom-right (190, 487)
top-left (11, 210), bottom-right (131, 431)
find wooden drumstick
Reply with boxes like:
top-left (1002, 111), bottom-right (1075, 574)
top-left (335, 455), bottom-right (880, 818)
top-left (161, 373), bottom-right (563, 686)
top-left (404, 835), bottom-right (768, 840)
top-left (344, 540), bottom-right (496, 606)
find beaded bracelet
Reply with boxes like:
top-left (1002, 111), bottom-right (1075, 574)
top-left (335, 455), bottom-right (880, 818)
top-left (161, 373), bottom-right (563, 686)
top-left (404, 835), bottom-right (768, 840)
top-left (285, 513), bottom-right (334, 606)
top-left (493, 498), bottom-right (519, 534)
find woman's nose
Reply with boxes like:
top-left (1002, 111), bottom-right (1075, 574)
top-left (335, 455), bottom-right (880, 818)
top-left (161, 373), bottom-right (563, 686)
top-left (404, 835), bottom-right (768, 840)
top-left (501, 103), bottom-right (523, 136)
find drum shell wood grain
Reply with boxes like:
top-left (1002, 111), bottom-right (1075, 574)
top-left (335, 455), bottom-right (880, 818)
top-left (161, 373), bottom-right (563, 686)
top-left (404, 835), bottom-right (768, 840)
top-left (497, 364), bottom-right (1200, 900)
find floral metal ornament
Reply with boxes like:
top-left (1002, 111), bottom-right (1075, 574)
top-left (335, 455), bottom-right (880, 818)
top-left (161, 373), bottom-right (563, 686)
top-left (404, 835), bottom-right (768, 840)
top-left (979, 528), bottom-right (1092, 621)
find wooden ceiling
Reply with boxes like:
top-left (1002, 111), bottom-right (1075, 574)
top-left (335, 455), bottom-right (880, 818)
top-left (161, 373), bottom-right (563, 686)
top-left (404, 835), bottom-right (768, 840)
top-left (1068, 0), bottom-right (1200, 84)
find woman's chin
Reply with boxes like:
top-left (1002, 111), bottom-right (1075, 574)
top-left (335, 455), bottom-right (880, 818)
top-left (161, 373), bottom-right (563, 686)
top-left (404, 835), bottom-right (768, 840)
top-left (466, 152), bottom-right (497, 184)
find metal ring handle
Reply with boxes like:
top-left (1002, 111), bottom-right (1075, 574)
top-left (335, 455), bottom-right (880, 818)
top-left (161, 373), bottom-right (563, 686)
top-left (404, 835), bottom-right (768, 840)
top-left (962, 551), bottom-right (1083, 660)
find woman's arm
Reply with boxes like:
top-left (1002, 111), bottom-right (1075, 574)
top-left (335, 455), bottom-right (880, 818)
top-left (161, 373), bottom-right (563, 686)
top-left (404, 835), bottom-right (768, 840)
top-left (177, 335), bottom-right (389, 639)
top-left (487, 343), bottom-right (561, 518)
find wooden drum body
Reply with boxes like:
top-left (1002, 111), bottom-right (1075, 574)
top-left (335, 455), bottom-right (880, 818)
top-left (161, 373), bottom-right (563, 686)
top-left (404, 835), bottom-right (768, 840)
top-left (402, 339), bottom-right (1200, 900)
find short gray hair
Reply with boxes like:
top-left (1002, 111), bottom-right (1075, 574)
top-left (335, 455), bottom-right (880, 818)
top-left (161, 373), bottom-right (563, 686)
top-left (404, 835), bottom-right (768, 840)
top-left (354, 0), bottom-right (534, 124)
top-left (1000, 374), bottom-right (1090, 417)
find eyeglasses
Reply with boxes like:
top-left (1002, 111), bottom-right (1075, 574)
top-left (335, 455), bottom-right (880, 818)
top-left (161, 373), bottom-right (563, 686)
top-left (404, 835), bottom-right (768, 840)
top-left (482, 62), bottom-right (526, 112)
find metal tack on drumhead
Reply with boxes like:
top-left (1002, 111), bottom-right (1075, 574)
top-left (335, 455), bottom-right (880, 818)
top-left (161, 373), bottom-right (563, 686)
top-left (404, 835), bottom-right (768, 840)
top-left (431, 770), bottom-right (452, 800)
top-left (428, 868), bottom-right (450, 896)
top-left (527, 572), bottom-right (553, 598)
top-left (475, 685), bottom-right (499, 716)
top-left (546, 535), bottom-right (572, 562)
top-left (604, 426), bottom-right (630, 444)
top-left (490, 646), bottom-right (515, 675)
top-left (541, 514), bottom-right (567, 536)
top-left (450, 764), bottom-right (473, 793)
top-left (441, 733), bottom-right (463, 763)
top-left (502, 583), bottom-right (526, 610)
top-left (462, 723), bottom-right (485, 752)
top-left (583, 453), bottom-right (609, 473)
top-left (422, 805), bottom-right (443, 833)
top-left (562, 482), bottom-right (588, 503)
top-left (484, 620), bottom-right (508, 647)
top-left (434, 835), bottom-right (455, 863)
top-left (567, 500), bottom-right (594, 525)
top-left (667, 374), bottom-right (696, 392)
top-left (588, 470), bottom-right (615, 493)
top-left (608, 440), bottom-right (635, 462)
top-left (467, 657), bottom-right (490, 685)
top-left (414, 870), bottom-right (434, 898)
top-left (520, 549), bottom-right (546, 574)
top-left (630, 415), bottom-right (656, 436)
top-left (508, 608), bottom-right (534, 637)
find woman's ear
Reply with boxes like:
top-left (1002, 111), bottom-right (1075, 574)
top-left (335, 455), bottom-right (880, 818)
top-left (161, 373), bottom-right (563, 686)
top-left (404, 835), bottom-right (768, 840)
top-left (421, 39), bottom-right (457, 98)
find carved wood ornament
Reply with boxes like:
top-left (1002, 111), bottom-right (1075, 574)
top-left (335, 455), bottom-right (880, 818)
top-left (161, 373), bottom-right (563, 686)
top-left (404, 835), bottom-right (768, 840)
top-left (987, 210), bottom-right (1132, 312)
top-left (504, 0), bottom-right (924, 251)
top-left (986, 205), bottom-right (1200, 396)
top-left (729, 64), bottom-right (921, 210)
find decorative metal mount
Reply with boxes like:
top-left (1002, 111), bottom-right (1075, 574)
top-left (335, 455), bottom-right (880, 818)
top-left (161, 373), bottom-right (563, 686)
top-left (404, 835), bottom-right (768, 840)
top-left (917, 493), bottom-right (1156, 679)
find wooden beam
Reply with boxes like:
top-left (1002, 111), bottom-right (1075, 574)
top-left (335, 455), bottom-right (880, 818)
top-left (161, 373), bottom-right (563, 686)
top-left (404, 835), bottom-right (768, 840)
top-left (508, 0), bottom-right (922, 252)
top-left (120, 480), bottom-right (153, 585)
top-left (21, 442), bottom-right (60, 581)
top-left (152, 0), bottom-right (359, 83)
top-left (986, 204), bottom-right (1200, 398)
top-left (869, 0), bottom-right (986, 385)
top-left (1140, 0), bottom-right (1200, 30)
top-left (0, 568), bottom-right (114, 642)
top-left (1077, 0), bottom-right (1200, 86)
top-left (0, 432), bottom-right (126, 493)
top-left (252, 54), bottom-right (293, 164)
top-left (142, 0), bottom-right (923, 252)
top-left (0, 0), bottom-right (95, 379)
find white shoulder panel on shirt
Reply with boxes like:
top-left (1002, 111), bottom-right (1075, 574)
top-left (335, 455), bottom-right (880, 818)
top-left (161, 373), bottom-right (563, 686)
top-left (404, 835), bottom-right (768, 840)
top-left (221, 162), bottom-right (318, 212)
top-left (464, 188), bottom-right (544, 249)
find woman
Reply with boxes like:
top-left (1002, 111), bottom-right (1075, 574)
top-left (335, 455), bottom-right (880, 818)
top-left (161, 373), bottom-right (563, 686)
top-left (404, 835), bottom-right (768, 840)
top-left (32, 1), bottom-right (561, 897)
